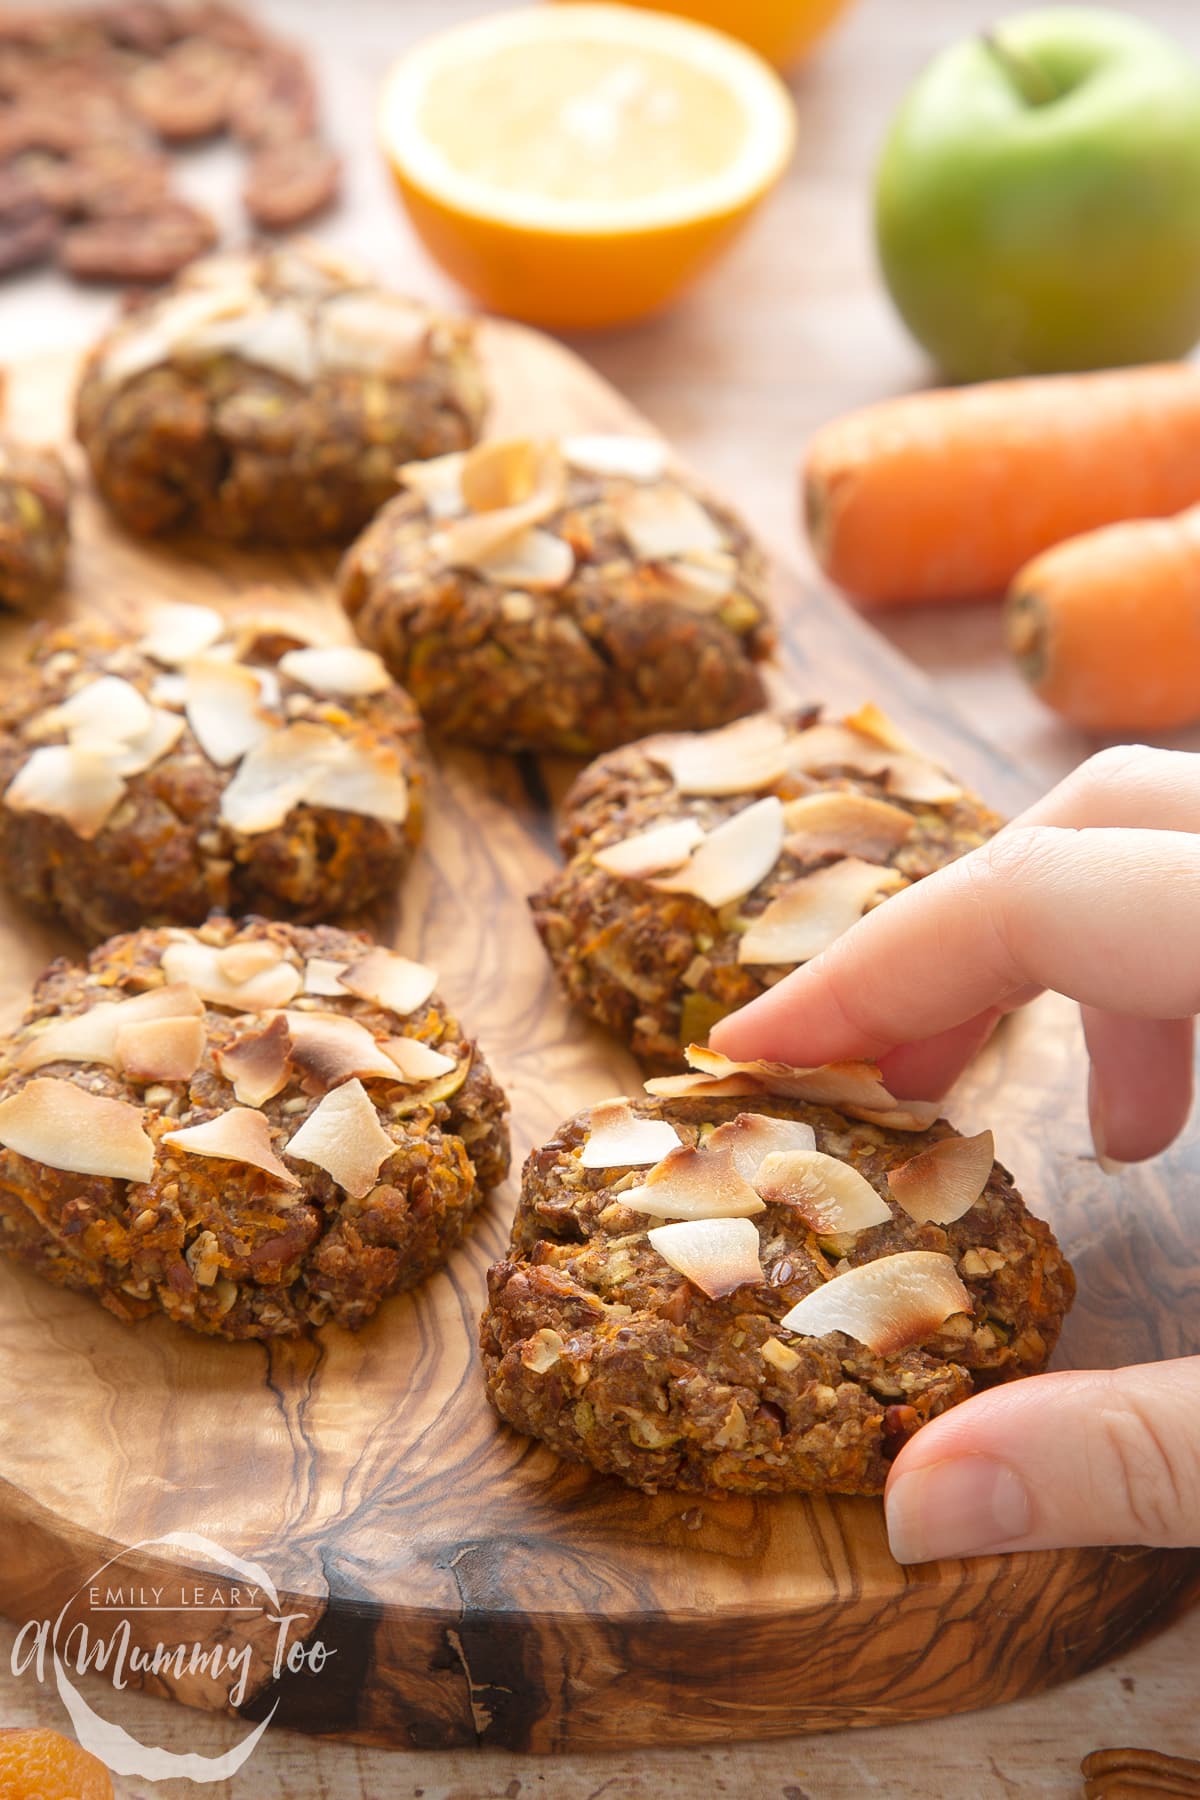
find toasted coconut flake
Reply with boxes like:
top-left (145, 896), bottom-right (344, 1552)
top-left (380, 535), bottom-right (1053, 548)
top-left (217, 940), bottom-right (284, 984)
top-left (397, 451), bottom-right (466, 519)
top-left (220, 723), bottom-right (409, 834)
top-left (650, 797), bottom-right (783, 910)
top-left (186, 300), bottom-right (318, 385)
top-left (380, 1036), bottom-right (457, 1081)
top-left (164, 1107), bottom-right (299, 1187)
top-left (644, 1070), bottom-right (764, 1100)
top-left (623, 1143), bottom-right (765, 1220)
top-left (562, 434), bottom-right (667, 482)
top-left (304, 957), bottom-right (349, 997)
top-left (647, 1216), bottom-right (763, 1299)
top-left (162, 938), bottom-right (302, 1011)
top-left (184, 657), bottom-right (276, 767)
top-left (215, 1015), bottom-right (292, 1108)
top-left (612, 483), bottom-right (724, 561)
top-left (283, 1010), bottom-right (405, 1089)
top-left (883, 754), bottom-right (963, 807)
top-left (706, 1112), bottom-right (817, 1181)
top-left (115, 1015), bottom-right (206, 1082)
top-left (17, 984), bottom-right (202, 1074)
top-left (138, 602), bottom-right (225, 667)
top-left (0, 1077), bottom-right (153, 1182)
top-left (460, 437), bottom-right (543, 512)
top-left (678, 1045), bottom-right (939, 1131)
top-left (278, 646), bottom-right (392, 697)
top-left (754, 1149), bottom-right (892, 1235)
top-left (655, 549), bottom-right (737, 606)
top-left (779, 1251), bottom-right (972, 1353)
top-left (782, 790), bottom-right (916, 862)
top-left (338, 949), bottom-right (437, 1019)
top-left (472, 527), bottom-right (574, 591)
top-left (593, 818), bottom-right (704, 881)
top-left (888, 1129), bottom-right (995, 1225)
top-left (739, 860), bottom-right (909, 966)
top-left (285, 1078), bottom-right (395, 1199)
top-left (580, 1099), bottom-right (683, 1169)
top-left (842, 702), bottom-right (917, 754)
top-left (315, 291), bottom-right (430, 378)
top-left (4, 745), bottom-right (126, 838)
top-left (648, 715), bottom-right (790, 797)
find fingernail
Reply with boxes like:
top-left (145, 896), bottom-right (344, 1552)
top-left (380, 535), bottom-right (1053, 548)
top-left (1088, 1097), bottom-right (1126, 1176)
top-left (886, 1455), bottom-right (1032, 1564)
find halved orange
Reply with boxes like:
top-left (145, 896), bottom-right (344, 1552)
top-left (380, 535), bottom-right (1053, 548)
top-left (378, 5), bottom-right (795, 330)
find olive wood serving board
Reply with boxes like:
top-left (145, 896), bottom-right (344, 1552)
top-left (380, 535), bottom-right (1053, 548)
top-left (0, 338), bottom-right (1196, 1755)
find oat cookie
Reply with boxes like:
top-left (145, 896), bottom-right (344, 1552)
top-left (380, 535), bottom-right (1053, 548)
top-left (0, 439), bottom-right (69, 610)
top-left (530, 706), bottom-right (999, 1067)
top-left (76, 243), bottom-right (486, 543)
top-left (480, 1050), bottom-right (1073, 1495)
top-left (0, 917), bottom-right (509, 1338)
top-left (340, 434), bottom-right (774, 755)
top-left (0, 601), bottom-right (425, 941)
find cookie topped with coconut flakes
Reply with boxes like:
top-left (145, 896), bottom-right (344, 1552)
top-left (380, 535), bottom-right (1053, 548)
top-left (0, 917), bottom-right (509, 1339)
top-left (480, 1047), bottom-right (1072, 1497)
top-left (338, 432), bottom-right (775, 755)
top-left (75, 241), bottom-right (487, 546)
top-left (530, 704), bottom-right (1001, 1067)
top-left (0, 602), bottom-right (425, 942)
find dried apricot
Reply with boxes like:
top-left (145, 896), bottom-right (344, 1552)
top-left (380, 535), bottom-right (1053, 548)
top-left (0, 1725), bottom-right (114, 1799)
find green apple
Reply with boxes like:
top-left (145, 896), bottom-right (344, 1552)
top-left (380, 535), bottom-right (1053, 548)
top-left (874, 8), bottom-right (1200, 380)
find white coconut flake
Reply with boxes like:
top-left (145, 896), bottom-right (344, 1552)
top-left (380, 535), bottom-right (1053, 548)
top-left (285, 1078), bottom-right (395, 1199)
top-left (562, 434), bottom-right (667, 482)
top-left (185, 300), bottom-right (318, 385)
top-left (397, 451), bottom-right (466, 519)
top-left (4, 744), bottom-right (126, 838)
top-left (219, 724), bottom-right (409, 835)
top-left (579, 1099), bottom-right (683, 1169)
top-left (184, 657), bottom-right (276, 768)
top-left (647, 1216), bottom-right (763, 1299)
top-left (303, 957), bottom-right (350, 997)
top-left (337, 948), bottom-right (437, 1018)
top-left (101, 280), bottom-right (260, 385)
top-left (648, 715), bottom-right (789, 796)
top-left (315, 291), bottom-right (430, 378)
top-left (649, 796), bottom-right (784, 909)
top-left (17, 983), bottom-right (203, 1074)
top-left (471, 527), bottom-right (574, 591)
top-left (115, 1015), bottom-right (206, 1083)
top-left (0, 1077), bottom-right (154, 1182)
top-left (738, 859), bottom-right (909, 966)
top-left (612, 483), bottom-right (724, 561)
top-left (44, 676), bottom-right (153, 745)
top-left (278, 646), bottom-right (393, 698)
top-left (779, 1251), bottom-right (972, 1354)
top-left (754, 1149), bottom-right (892, 1236)
top-left (161, 938), bottom-right (302, 1011)
top-left (380, 1036), bottom-right (457, 1080)
top-left (164, 1107), bottom-right (299, 1187)
top-left (137, 603), bottom-right (225, 668)
top-left (592, 818), bottom-right (704, 881)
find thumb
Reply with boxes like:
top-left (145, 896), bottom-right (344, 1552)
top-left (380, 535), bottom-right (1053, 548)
top-left (884, 1360), bottom-right (1200, 1563)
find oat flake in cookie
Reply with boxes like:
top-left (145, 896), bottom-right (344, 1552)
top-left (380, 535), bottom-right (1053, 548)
top-left (0, 602), bottom-right (424, 942)
top-left (75, 242), bottom-right (487, 545)
top-left (480, 1049), bottom-right (1073, 1496)
top-left (0, 919), bottom-right (509, 1338)
top-left (339, 434), bottom-right (774, 755)
top-left (530, 705), bottom-right (1000, 1067)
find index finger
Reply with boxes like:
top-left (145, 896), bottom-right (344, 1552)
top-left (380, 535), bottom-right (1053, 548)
top-left (709, 825), bottom-right (1200, 1067)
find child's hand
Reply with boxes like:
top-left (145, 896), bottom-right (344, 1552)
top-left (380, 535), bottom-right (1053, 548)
top-left (710, 745), bottom-right (1200, 1562)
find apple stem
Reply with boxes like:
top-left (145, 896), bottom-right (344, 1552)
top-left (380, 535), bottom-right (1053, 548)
top-left (980, 31), bottom-right (1060, 107)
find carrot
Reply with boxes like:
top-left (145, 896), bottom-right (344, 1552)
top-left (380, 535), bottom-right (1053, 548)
top-left (1007, 506), bottom-right (1200, 732)
top-left (804, 364), bottom-right (1200, 608)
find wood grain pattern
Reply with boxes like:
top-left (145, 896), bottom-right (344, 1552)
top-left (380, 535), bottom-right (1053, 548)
top-left (0, 342), bottom-right (1196, 1756)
